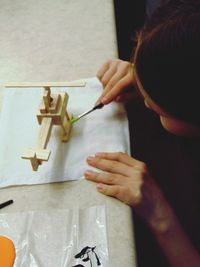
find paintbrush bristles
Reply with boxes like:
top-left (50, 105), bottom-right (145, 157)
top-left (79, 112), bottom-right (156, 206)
top-left (70, 103), bottom-right (104, 124)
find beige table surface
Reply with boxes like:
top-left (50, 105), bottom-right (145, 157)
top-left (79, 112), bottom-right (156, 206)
top-left (0, 1), bottom-right (137, 266)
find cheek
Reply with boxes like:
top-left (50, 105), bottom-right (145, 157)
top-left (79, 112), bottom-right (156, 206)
top-left (160, 116), bottom-right (183, 136)
top-left (144, 99), bottom-right (151, 109)
top-left (160, 117), bottom-right (172, 132)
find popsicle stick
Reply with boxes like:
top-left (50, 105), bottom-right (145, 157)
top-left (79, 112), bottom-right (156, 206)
top-left (3, 80), bottom-right (86, 88)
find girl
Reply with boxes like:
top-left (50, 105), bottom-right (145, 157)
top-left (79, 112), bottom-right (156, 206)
top-left (85, 1), bottom-right (200, 266)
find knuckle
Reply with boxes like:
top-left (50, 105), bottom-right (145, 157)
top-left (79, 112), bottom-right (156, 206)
top-left (95, 157), bottom-right (103, 166)
top-left (96, 71), bottom-right (102, 79)
top-left (106, 161), bottom-right (118, 172)
top-left (138, 162), bottom-right (148, 173)
top-left (109, 59), bottom-right (119, 65)
top-left (113, 186), bottom-right (122, 198)
top-left (107, 80), bottom-right (115, 89)
top-left (95, 172), bottom-right (102, 181)
top-left (115, 152), bottom-right (125, 160)
top-left (107, 59), bottom-right (113, 64)
top-left (121, 61), bottom-right (130, 70)
top-left (101, 77), bottom-right (108, 86)
top-left (126, 187), bottom-right (142, 206)
top-left (106, 175), bottom-right (115, 184)
top-left (133, 190), bottom-right (143, 205)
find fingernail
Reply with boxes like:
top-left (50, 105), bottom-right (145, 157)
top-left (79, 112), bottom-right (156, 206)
top-left (84, 170), bottom-right (94, 176)
top-left (95, 152), bottom-right (103, 157)
top-left (95, 99), bottom-right (101, 105)
top-left (84, 171), bottom-right (90, 177)
top-left (87, 156), bottom-right (94, 162)
top-left (101, 97), bottom-right (107, 103)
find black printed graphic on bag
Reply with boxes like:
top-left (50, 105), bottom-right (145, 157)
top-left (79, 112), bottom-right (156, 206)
top-left (72, 246), bottom-right (101, 267)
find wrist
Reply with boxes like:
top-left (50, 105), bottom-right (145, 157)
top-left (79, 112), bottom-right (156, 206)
top-left (136, 182), bottom-right (175, 234)
top-left (147, 200), bottom-right (176, 234)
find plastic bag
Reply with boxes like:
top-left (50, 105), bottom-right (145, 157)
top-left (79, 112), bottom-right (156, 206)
top-left (0, 205), bottom-right (109, 267)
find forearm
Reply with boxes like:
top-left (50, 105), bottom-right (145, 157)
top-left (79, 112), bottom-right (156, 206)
top-left (85, 152), bottom-right (200, 266)
top-left (147, 204), bottom-right (200, 267)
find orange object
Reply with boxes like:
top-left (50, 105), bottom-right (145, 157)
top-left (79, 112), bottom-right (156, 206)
top-left (0, 236), bottom-right (16, 267)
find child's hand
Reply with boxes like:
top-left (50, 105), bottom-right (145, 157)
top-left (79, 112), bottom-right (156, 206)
top-left (96, 59), bottom-right (136, 105)
top-left (85, 152), bottom-right (172, 232)
top-left (85, 152), bottom-right (144, 205)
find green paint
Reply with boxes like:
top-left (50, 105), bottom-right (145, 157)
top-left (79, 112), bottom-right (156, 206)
top-left (70, 117), bottom-right (80, 124)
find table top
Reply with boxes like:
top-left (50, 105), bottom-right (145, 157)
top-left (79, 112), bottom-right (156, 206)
top-left (0, 1), bottom-right (137, 266)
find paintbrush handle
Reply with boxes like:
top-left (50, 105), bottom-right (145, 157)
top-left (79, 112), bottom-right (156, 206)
top-left (71, 103), bottom-right (104, 124)
top-left (93, 103), bottom-right (104, 110)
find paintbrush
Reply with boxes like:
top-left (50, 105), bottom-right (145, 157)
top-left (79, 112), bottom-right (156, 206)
top-left (71, 103), bottom-right (104, 123)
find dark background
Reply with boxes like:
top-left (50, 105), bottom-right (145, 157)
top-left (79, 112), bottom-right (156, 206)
top-left (113, 0), bottom-right (146, 60)
top-left (113, 1), bottom-right (169, 266)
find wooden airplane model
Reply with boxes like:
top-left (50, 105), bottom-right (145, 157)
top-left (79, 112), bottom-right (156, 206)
top-left (5, 81), bottom-right (86, 171)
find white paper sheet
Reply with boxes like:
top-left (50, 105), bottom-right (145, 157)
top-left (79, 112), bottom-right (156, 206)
top-left (0, 77), bottom-right (130, 188)
top-left (0, 205), bottom-right (109, 267)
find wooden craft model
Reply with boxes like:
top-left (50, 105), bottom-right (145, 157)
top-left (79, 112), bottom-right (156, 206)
top-left (5, 81), bottom-right (86, 171)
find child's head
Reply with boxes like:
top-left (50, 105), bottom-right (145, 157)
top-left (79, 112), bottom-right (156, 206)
top-left (133, 0), bottom-right (200, 137)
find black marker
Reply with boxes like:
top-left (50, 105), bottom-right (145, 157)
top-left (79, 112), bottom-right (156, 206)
top-left (0, 200), bottom-right (14, 209)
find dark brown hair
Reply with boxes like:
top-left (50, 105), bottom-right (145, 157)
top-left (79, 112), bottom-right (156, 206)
top-left (133, 0), bottom-right (200, 126)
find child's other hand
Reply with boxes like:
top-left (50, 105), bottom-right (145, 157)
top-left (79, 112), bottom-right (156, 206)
top-left (85, 152), bottom-right (145, 206)
top-left (85, 152), bottom-right (171, 231)
top-left (96, 59), bottom-right (136, 105)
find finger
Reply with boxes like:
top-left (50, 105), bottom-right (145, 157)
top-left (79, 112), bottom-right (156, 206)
top-left (115, 91), bottom-right (136, 103)
top-left (100, 75), bottom-right (134, 104)
top-left (96, 61), bottom-right (111, 80)
top-left (87, 156), bottom-right (133, 177)
top-left (94, 152), bottom-right (142, 168)
top-left (96, 183), bottom-right (132, 205)
top-left (99, 64), bottom-right (118, 87)
top-left (96, 64), bottom-right (127, 105)
top-left (116, 89), bottom-right (141, 102)
top-left (84, 170), bottom-right (124, 185)
top-left (95, 86), bottom-right (136, 106)
top-left (100, 61), bottom-right (127, 88)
